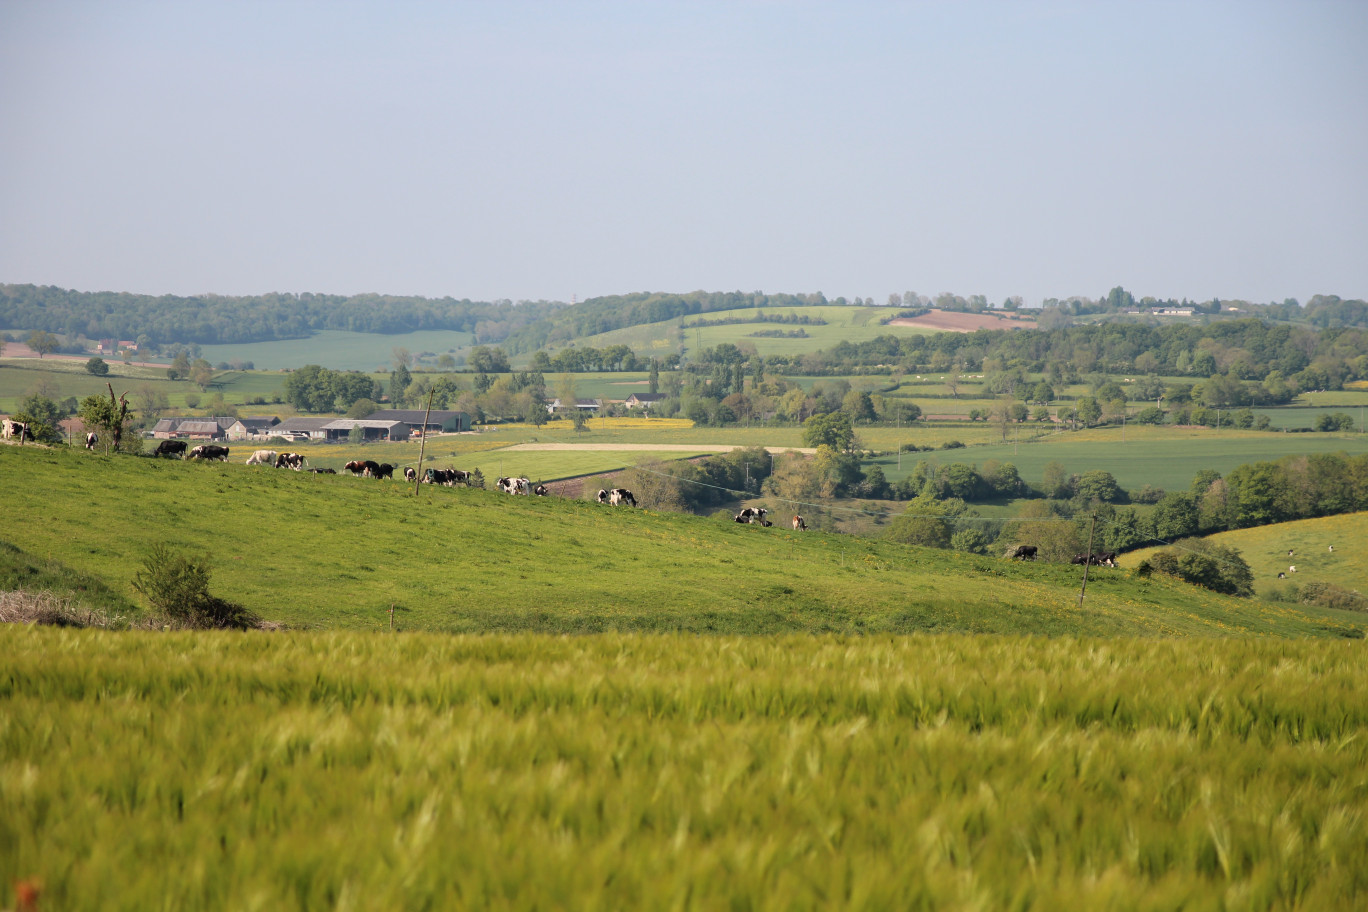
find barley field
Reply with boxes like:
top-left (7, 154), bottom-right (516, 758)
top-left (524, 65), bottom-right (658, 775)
top-left (2, 629), bottom-right (1365, 911)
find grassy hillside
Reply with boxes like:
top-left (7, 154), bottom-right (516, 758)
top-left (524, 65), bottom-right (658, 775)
top-left (1123, 513), bottom-right (1367, 599)
top-left (540, 305), bottom-right (943, 362)
top-left (196, 328), bottom-right (475, 371)
top-left (4, 629), bottom-right (1366, 910)
top-left (1, 444), bottom-right (1361, 638)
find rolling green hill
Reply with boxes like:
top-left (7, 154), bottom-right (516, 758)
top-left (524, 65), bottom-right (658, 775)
top-left (2, 444), bottom-right (1360, 637)
top-left (536, 305), bottom-right (944, 362)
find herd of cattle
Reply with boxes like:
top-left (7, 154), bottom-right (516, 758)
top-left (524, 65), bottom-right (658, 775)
top-left (15, 436), bottom-right (1113, 558)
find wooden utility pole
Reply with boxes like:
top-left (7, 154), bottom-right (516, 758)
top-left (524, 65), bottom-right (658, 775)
top-left (1077, 512), bottom-right (1097, 608)
top-left (412, 388), bottom-right (435, 496)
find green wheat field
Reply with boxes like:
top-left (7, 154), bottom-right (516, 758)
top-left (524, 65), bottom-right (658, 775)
top-left (4, 630), bottom-right (1366, 910)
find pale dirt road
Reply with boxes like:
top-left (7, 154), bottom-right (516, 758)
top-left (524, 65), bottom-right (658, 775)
top-left (504, 443), bottom-right (817, 454)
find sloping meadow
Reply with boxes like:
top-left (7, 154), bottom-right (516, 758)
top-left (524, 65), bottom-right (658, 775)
top-left (1, 445), bottom-right (1361, 637)
top-left (2, 629), bottom-right (1366, 910)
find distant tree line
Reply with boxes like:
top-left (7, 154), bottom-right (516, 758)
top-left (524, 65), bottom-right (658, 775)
top-left (681, 311), bottom-right (827, 328)
top-left (0, 284), bottom-right (563, 347)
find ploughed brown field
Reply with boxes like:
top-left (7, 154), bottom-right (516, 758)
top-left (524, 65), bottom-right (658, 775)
top-left (888, 310), bottom-right (1036, 332)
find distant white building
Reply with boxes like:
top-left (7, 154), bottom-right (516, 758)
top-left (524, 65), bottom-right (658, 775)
top-left (545, 397), bottom-right (603, 415)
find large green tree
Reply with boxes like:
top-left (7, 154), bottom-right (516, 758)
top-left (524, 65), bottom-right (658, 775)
top-left (802, 411), bottom-right (856, 452)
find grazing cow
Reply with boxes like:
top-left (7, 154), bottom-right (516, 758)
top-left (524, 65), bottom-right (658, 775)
top-left (596, 489), bottom-right (610, 504)
top-left (275, 452), bottom-right (306, 470)
top-left (497, 476), bottom-right (530, 494)
top-left (152, 439), bottom-right (187, 458)
top-left (533, 484), bottom-right (549, 496)
top-left (734, 507), bottom-right (771, 527)
top-left (1072, 552), bottom-right (1114, 567)
top-left (372, 463), bottom-right (394, 479)
top-left (1278, 572), bottom-right (1287, 579)
top-left (404, 467), bottom-right (417, 482)
top-left (344, 460), bottom-right (368, 476)
top-left (1288, 549), bottom-right (1295, 558)
top-left (1329, 545), bottom-right (1334, 553)
top-left (1008, 544), bottom-right (1037, 561)
top-left (609, 488), bottom-right (636, 507)
top-left (245, 449), bottom-right (278, 466)
top-left (792, 515), bottom-right (807, 531)
top-left (187, 444), bottom-right (229, 461)
top-left (1289, 565), bottom-right (1296, 574)
top-left (308, 467), bottom-right (337, 474)
top-left (85, 432), bottom-right (98, 451)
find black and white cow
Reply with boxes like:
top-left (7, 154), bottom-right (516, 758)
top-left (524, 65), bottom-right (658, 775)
top-left (275, 452), bottom-right (306, 470)
top-left (533, 484), bottom-right (549, 496)
top-left (2, 419), bottom-right (31, 442)
top-left (497, 476), bottom-right (531, 494)
top-left (245, 449), bottom-right (278, 466)
top-left (734, 507), bottom-right (771, 527)
top-left (404, 467), bottom-right (417, 482)
top-left (85, 432), bottom-right (98, 451)
top-left (608, 488), bottom-right (636, 507)
top-left (153, 440), bottom-right (188, 458)
top-left (596, 489), bottom-right (610, 504)
top-left (187, 444), bottom-right (230, 461)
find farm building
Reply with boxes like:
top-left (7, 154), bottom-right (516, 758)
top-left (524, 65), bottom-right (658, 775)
top-left (364, 409), bottom-right (471, 434)
top-left (272, 417), bottom-right (333, 441)
top-left (625, 393), bottom-right (666, 410)
top-left (150, 416), bottom-right (237, 439)
top-left (321, 419), bottom-right (410, 442)
top-left (545, 397), bottom-right (603, 415)
top-left (226, 417), bottom-right (281, 440)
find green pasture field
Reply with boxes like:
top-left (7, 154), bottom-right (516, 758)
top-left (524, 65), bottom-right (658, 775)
top-left (1254, 406), bottom-right (1368, 431)
top-left (3, 444), bottom-right (1361, 637)
top-left (0, 359), bottom-right (293, 414)
top-left (196, 329), bottom-right (475, 371)
top-left (3, 630), bottom-right (1366, 910)
top-left (223, 435), bottom-right (704, 482)
top-left (869, 425), bottom-right (1368, 494)
top-left (1, 357), bottom-right (174, 407)
top-left (541, 305), bottom-right (946, 362)
top-left (1123, 512), bottom-right (1367, 598)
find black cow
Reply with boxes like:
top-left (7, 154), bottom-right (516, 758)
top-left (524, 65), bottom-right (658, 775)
top-left (187, 444), bottom-right (229, 461)
top-left (153, 440), bottom-right (188, 458)
top-left (426, 468), bottom-right (472, 487)
top-left (1008, 545), bottom-right (1038, 561)
top-left (308, 467), bottom-right (337, 474)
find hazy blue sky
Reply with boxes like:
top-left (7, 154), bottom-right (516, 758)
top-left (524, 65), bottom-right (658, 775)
top-left (2, 1), bottom-right (1364, 305)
